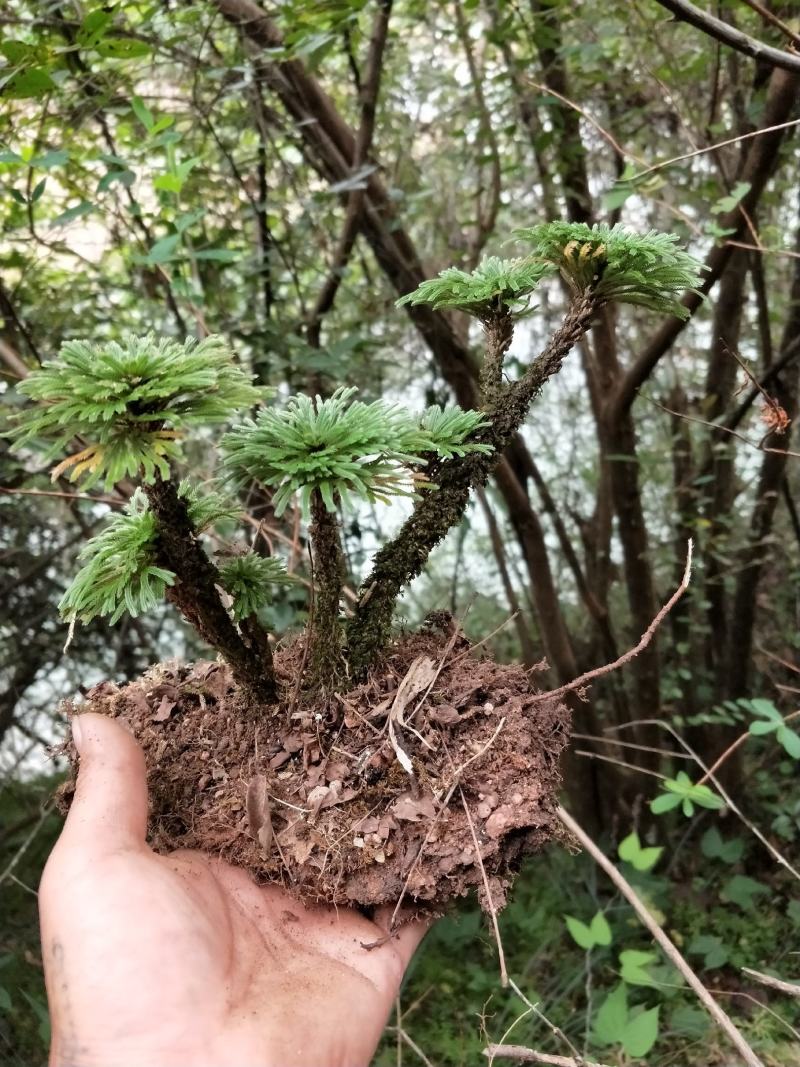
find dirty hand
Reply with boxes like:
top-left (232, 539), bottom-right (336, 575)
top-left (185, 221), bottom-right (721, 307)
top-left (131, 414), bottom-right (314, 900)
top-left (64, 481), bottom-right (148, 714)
top-left (39, 713), bottom-right (427, 1067)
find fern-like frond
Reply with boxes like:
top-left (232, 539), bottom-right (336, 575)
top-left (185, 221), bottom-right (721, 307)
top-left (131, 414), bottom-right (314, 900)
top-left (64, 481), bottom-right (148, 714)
top-left (221, 387), bottom-right (492, 515)
top-left (177, 481), bottom-right (242, 532)
top-left (515, 222), bottom-right (706, 318)
top-left (396, 256), bottom-right (554, 316)
top-left (59, 489), bottom-right (174, 625)
top-left (217, 553), bottom-right (296, 622)
top-left (419, 405), bottom-right (492, 458)
top-left (9, 333), bottom-right (267, 488)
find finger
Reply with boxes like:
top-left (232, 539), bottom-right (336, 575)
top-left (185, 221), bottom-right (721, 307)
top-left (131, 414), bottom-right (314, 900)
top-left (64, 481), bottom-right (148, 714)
top-left (54, 713), bottom-right (148, 858)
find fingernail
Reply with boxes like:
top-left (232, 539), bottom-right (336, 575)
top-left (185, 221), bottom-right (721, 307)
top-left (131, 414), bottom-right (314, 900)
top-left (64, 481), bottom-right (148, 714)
top-left (71, 715), bottom-right (84, 754)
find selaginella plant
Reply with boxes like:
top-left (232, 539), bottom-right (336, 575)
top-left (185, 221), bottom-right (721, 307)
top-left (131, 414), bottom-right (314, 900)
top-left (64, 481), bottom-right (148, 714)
top-left (8, 222), bottom-right (704, 914)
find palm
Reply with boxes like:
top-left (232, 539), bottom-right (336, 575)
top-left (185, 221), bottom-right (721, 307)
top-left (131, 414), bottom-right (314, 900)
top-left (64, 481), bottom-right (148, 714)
top-left (40, 715), bottom-right (426, 1067)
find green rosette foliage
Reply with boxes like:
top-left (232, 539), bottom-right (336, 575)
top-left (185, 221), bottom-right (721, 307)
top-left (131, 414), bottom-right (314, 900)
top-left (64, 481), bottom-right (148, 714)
top-left (59, 489), bottom-right (173, 624)
top-left (221, 386), bottom-right (491, 515)
top-left (516, 222), bottom-right (706, 318)
top-left (396, 256), bottom-right (554, 316)
top-left (59, 483), bottom-right (242, 626)
top-left (218, 553), bottom-right (297, 622)
top-left (9, 333), bottom-right (266, 488)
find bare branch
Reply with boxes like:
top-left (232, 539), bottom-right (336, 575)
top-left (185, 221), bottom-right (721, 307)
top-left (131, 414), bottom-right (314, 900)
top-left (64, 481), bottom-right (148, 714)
top-left (653, 0), bottom-right (800, 72)
top-left (534, 541), bottom-right (692, 703)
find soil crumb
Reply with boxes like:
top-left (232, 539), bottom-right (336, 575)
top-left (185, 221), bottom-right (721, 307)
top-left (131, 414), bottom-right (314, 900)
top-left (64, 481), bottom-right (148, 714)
top-left (59, 623), bottom-right (570, 913)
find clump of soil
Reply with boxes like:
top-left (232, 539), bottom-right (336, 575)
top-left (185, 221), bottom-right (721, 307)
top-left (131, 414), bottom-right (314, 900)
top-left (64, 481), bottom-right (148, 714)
top-left (59, 623), bottom-right (570, 913)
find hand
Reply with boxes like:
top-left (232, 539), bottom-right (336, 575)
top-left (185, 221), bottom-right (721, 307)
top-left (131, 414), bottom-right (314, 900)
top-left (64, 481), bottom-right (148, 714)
top-left (39, 713), bottom-right (428, 1067)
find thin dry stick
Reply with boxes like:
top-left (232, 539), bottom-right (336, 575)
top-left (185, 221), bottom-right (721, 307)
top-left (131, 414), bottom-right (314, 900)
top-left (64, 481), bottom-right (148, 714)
top-left (626, 116), bottom-right (800, 182)
top-left (738, 0), bottom-right (800, 48)
top-left (507, 980), bottom-right (585, 1065)
top-left (697, 709), bottom-right (800, 785)
top-left (483, 1048), bottom-right (611, 1067)
top-left (459, 785), bottom-right (508, 986)
top-left (520, 77), bottom-right (641, 164)
top-left (534, 541), bottom-right (692, 704)
top-left (557, 805), bottom-right (765, 1067)
top-left (725, 238), bottom-right (800, 261)
top-left (742, 967), bottom-right (800, 999)
top-left (386, 1023), bottom-right (438, 1067)
top-left (646, 396), bottom-right (800, 459)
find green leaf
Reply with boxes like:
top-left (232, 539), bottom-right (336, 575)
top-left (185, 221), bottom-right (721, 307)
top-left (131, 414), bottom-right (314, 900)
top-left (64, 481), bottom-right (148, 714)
top-left (618, 830), bottom-right (663, 871)
top-left (131, 95), bottom-right (154, 130)
top-left (777, 726), bottom-right (800, 759)
top-left (593, 983), bottom-right (628, 1044)
top-left (601, 182), bottom-right (634, 211)
top-left (564, 914), bottom-right (594, 949)
top-left (749, 719), bottom-right (779, 736)
top-left (688, 934), bottom-right (729, 969)
top-left (6, 68), bottom-right (55, 99)
top-left (700, 826), bottom-right (744, 864)
top-left (0, 986), bottom-right (11, 1012)
top-left (619, 949), bottom-right (657, 987)
top-left (97, 169), bottom-right (135, 193)
top-left (30, 177), bottom-right (47, 203)
top-left (145, 233), bottom-right (181, 265)
top-left (589, 911), bottom-right (612, 946)
top-left (51, 200), bottom-right (95, 227)
top-left (153, 173), bottom-right (184, 194)
top-left (720, 874), bottom-right (769, 911)
top-left (622, 1006), bottom-right (659, 1058)
top-left (95, 38), bottom-right (151, 59)
top-left (30, 149), bottom-right (69, 169)
top-left (650, 792), bottom-right (683, 814)
top-left (193, 248), bottom-right (241, 263)
top-left (787, 900), bottom-right (800, 927)
top-left (710, 181), bottom-right (751, 215)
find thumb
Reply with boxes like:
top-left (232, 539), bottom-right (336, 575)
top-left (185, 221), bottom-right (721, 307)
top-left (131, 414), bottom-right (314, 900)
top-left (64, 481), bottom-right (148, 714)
top-left (54, 712), bottom-right (149, 858)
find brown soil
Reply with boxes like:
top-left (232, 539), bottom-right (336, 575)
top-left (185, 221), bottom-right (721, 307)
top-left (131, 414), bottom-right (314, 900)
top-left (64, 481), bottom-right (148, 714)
top-left (58, 622), bottom-right (570, 915)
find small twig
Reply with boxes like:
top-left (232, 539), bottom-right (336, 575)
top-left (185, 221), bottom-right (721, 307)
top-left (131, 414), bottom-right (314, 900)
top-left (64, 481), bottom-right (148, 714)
top-left (574, 749), bottom-right (668, 779)
top-left (386, 1023), bottom-right (438, 1067)
top-left (483, 1048), bottom-right (611, 1067)
top-left (558, 805), bottom-right (765, 1067)
top-left (742, 967), bottom-right (800, 998)
top-left (738, 0), bottom-right (800, 49)
top-left (626, 115), bottom-right (800, 183)
top-left (508, 980), bottom-right (585, 1065)
top-left (535, 541), bottom-right (692, 703)
top-left (646, 395), bottom-right (800, 458)
top-left (697, 709), bottom-right (800, 785)
top-left (459, 785), bottom-right (508, 986)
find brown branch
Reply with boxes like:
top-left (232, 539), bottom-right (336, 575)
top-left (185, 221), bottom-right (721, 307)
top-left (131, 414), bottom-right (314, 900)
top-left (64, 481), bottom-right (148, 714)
top-left (653, 0), bottom-right (800, 72)
top-left (742, 967), bottom-right (800, 998)
top-left (453, 0), bottom-right (502, 266)
top-left (609, 67), bottom-right (800, 421)
top-left (484, 1047), bottom-right (611, 1067)
top-left (558, 805), bottom-right (766, 1067)
top-left (739, 0), bottom-right (800, 50)
top-left (535, 541), bottom-right (693, 704)
top-left (306, 0), bottom-right (393, 348)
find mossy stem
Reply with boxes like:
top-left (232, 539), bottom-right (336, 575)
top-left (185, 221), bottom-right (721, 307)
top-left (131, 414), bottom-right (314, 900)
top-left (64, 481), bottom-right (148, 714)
top-left (346, 292), bottom-right (599, 674)
top-left (144, 475), bottom-right (277, 703)
top-left (308, 488), bottom-right (346, 687)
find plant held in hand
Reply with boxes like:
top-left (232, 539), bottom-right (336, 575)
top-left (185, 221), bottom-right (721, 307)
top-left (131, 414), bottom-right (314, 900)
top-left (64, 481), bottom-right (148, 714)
top-left (8, 222), bottom-right (704, 915)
